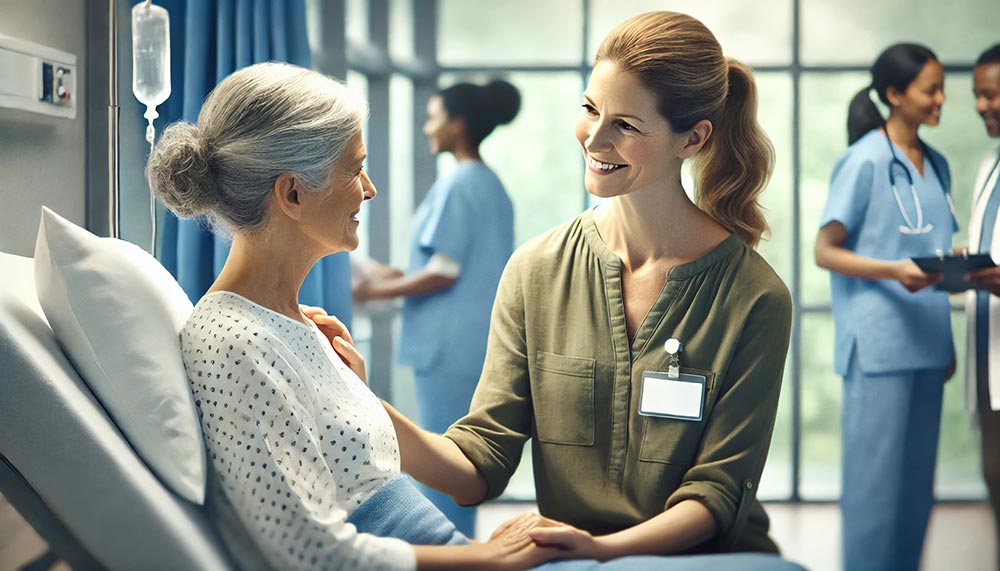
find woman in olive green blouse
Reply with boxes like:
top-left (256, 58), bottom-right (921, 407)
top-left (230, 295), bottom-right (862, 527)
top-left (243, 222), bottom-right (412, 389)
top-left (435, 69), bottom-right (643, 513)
top-left (381, 11), bottom-right (792, 560)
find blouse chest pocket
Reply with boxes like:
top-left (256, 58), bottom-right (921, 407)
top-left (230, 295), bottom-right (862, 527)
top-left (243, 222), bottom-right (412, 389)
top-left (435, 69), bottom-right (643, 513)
top-left (638, 367), bottom-right (717, 465)
top-left (532, 351), bottom-right (596, 446)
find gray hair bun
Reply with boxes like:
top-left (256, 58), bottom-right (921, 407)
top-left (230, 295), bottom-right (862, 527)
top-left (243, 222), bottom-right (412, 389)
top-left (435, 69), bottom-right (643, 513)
top-left (146, 122), bottom-right (216, 219)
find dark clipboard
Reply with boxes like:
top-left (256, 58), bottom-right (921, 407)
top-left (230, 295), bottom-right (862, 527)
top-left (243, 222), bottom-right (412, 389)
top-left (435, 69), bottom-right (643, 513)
top-left (911, 253), bottom-right (996, 292)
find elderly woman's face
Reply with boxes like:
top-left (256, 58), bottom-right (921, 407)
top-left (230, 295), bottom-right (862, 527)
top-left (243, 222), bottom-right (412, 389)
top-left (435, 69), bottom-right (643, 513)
top-left (304, 129), bottom-right (375, 252)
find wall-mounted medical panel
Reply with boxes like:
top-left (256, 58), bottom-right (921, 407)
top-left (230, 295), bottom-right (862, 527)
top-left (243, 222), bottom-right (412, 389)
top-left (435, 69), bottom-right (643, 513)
top-left (0, 33), bottom-right (76, 119)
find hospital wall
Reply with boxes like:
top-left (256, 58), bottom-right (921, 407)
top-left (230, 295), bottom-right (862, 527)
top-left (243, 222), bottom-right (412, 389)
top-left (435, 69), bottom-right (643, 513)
top-left (0, 0), bottom-right (88, 257)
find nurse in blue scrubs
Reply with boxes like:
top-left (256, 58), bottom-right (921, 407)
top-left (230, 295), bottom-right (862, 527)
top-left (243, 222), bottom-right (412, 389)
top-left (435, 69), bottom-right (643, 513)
top-left (353, 79), bottom-right (520, 536)
top-left (814, 44), bottom-right (954, 571)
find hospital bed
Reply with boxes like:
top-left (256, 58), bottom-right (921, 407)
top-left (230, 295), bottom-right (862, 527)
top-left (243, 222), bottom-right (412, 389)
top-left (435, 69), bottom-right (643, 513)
top-left (0, 250), bottom-right (235, 570)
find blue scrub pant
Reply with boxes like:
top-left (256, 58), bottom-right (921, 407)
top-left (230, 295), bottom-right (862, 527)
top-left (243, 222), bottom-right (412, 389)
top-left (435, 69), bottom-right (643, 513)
top-left (414, 367), bottom-right (479, 537)
top-left (841, 359), bottom-right (944, 571)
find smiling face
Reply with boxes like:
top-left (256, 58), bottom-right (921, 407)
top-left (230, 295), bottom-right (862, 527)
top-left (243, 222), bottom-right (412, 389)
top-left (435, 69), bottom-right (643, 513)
top-left (574, 60), bottom-right (690, 199)
top-left (888, 59), bottom-right (945, 128)
top-left (974, 62), bottom-right (1000, 138)
top-left (301, 129), bottom-right (375, 252)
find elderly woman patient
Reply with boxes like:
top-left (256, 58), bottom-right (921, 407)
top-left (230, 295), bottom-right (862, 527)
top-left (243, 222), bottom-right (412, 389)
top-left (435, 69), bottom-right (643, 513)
top-left (147, 62), bottom-right (558, 571)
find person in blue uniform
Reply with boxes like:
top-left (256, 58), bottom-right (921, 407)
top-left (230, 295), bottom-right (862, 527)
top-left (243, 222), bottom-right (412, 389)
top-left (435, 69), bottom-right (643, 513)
top-left (814, 43), bottom-right (955, 571)
top-left (353, 79), bottom-right (520, 537)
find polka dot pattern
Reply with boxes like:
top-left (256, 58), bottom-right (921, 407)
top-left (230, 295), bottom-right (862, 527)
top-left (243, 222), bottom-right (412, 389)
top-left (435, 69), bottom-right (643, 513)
top-left (181, 292), bottom-right (415, 571)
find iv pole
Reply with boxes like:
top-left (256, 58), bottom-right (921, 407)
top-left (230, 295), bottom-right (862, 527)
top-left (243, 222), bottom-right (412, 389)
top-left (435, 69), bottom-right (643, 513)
top-left (109, 0), bottom-right (120, 239)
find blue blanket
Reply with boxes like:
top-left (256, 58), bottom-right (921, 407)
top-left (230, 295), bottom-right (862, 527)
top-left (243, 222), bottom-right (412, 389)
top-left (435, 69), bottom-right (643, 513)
top-left (533, 554), bottom-right (804, 571)
top-left (347, 475), bottom-right (468, 546)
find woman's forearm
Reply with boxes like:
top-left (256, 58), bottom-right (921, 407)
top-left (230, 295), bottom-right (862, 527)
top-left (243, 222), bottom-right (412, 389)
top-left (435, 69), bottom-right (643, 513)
top-left (414, 534), bottom-right (555, 571)
top-left (593, 499), bottom-right (717, 560)
top-left (815, 241), bottom-right (901, 281)
top-left (414, 544), bottom-right (494, 571)
top-left (815, 222), bottom-right (900, 281)
top-left (358, 269), bottom-right (456, 300)
top-left (383, 401), bottom-right (487, 505)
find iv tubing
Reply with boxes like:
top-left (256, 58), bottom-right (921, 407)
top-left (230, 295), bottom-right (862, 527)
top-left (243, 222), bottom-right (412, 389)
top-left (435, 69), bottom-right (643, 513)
top-left (109, 0), bottom-right (120, 239)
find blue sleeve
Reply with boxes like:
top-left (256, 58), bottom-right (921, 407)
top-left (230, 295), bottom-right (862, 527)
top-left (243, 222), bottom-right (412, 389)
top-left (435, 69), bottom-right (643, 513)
top-left (820, 153), bottom-right (875, 236)
top-left (418, 177), bottom-right (476, 265)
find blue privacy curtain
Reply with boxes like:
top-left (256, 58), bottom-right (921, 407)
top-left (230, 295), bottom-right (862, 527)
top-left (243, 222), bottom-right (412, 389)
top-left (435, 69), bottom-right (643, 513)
top-left (155, 0), bottom-right (353, 327)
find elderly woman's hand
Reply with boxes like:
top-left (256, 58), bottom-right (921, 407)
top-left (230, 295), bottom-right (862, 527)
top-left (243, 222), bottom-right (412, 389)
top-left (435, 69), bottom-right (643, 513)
top-left (488, 512), bottom-right (562, 544)
top-left (492, 512), bottom-right (610, 560)
top-left (482, 512), bottom-right (565, 570)
top-left (301, 305), bottom-right (367, 384)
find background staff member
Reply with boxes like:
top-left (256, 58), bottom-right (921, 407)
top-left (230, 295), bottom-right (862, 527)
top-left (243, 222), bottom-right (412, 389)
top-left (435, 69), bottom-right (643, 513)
top-left (963, 43), bottom-right (1000, 567)
top-left (815, 43), bottom-right (954, 571)
top-left (353, 79), bottom-right (520, 536)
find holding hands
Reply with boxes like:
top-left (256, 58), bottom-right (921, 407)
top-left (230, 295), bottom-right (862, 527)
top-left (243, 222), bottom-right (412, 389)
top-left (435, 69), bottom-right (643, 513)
top-left (490, 511), bottom-right (610, 563)
top-left (475, 512), bottom-right (567, 570)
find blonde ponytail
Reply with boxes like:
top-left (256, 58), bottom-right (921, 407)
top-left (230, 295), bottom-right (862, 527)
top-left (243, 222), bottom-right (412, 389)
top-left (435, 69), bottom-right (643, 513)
top-left (694, 59), bottom-right (774, 247)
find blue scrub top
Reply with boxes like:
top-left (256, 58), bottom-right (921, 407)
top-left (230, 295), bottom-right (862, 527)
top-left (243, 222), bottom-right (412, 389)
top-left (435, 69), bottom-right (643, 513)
top-left (820, 129), bottom-right (956, 376)
top-left (398, 161), bottom-right (515, 376)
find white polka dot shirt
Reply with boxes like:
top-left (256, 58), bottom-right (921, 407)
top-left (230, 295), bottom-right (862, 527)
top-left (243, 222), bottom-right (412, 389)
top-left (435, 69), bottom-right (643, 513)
top-left (181, 291), bottom-right (416, 571)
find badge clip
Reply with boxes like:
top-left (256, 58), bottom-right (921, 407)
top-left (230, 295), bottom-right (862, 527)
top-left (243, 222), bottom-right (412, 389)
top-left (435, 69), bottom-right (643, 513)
top-left (664, 338), bottom-right (683, 379)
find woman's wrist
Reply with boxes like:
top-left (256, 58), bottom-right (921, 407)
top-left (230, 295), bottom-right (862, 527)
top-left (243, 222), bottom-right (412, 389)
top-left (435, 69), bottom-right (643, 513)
top-left (592, 534), bottom-right (623, 561)
top-left (886, 259), bottom-right (905, 281)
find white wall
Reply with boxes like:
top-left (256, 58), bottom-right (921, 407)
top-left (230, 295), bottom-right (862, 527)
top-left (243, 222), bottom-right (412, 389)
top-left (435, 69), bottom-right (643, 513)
top-left (0, 0), bottom-right (87, 257)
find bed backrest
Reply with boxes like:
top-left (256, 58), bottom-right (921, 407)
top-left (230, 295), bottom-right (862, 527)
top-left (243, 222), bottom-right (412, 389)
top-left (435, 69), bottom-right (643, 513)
top-left (0, 251), bottom-right (235, 570)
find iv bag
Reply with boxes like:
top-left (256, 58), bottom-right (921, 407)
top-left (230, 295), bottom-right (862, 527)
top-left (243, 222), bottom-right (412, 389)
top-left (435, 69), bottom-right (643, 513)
top-left (132, 2), bottom-right (170, 146)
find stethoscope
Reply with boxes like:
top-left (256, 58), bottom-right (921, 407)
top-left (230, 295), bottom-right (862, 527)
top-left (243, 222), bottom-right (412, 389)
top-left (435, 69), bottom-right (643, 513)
top-left (884, 132), bottom-right (956, 235)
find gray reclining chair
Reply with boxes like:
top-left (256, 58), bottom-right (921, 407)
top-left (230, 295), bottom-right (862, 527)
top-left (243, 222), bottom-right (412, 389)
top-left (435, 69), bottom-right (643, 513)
top-left (0, 251), bottom-right (235, 570)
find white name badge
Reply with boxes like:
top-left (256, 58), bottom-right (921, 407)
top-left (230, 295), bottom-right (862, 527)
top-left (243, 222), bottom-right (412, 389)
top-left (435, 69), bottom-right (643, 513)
top-left (639, 371), bottom-right (707, 421)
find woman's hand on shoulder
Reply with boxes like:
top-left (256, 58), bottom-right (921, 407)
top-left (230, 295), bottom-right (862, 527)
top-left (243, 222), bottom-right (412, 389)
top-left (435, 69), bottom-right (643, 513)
top-left (892, 260), bottom-right (941, 293)
top-left (301, 305), bottom-right (368, 384)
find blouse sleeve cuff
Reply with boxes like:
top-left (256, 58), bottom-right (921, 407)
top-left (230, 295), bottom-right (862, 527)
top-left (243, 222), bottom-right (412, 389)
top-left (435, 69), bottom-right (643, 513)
top-left (444, 428), bottom-right (509, 502)
top-left (665, 480), bottom-right (738, 534)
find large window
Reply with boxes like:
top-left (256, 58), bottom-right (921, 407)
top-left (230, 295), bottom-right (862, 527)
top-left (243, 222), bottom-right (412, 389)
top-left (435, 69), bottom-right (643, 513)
top-left (321, 0), bottom-right (999, 503)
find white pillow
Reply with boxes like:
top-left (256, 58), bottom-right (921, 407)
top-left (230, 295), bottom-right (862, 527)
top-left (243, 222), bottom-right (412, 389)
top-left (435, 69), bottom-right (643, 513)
top-left (33, 207), bottom-right (205, 504)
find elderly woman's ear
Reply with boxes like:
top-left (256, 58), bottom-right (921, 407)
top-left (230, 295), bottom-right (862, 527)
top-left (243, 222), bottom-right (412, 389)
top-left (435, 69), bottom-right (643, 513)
top-left (273, 172), bottom-right (304, 220)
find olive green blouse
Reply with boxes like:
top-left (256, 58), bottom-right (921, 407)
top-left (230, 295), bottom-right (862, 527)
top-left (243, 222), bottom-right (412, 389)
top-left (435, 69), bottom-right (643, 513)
top-left (445, 208), bottom-right (792, 554)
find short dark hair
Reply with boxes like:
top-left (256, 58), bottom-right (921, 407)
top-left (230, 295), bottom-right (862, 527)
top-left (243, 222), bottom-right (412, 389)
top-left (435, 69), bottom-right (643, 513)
top-left (976, 44), bottom-right (1000, 68)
